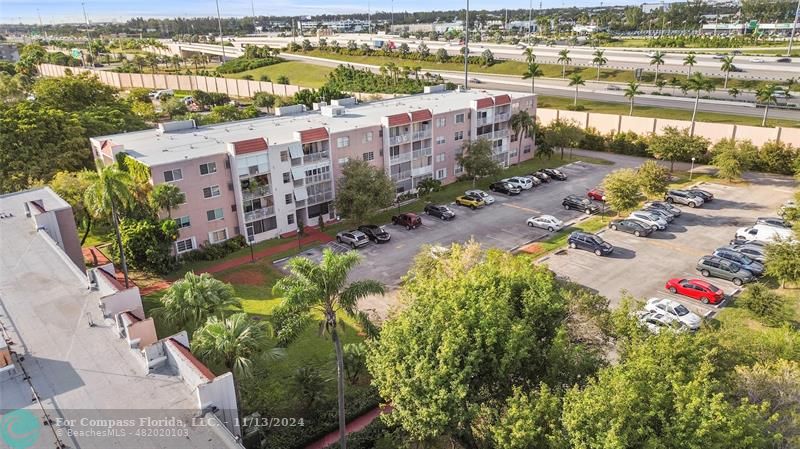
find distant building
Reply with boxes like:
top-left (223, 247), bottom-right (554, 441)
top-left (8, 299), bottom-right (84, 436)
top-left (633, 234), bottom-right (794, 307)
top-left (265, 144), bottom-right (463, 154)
top-left (641, 2), bottom-right (671, 14)
top-left (506, 20), bottom-right (539, 33)
top-left (0, 43), bottom-right (19, 62)
top-left (573, 24), bottom-right (603, 34)
top-left (391, 22), bottom-right (464, 34)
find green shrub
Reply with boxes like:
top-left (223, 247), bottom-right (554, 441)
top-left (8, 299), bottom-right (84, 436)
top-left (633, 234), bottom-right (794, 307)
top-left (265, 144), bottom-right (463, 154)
top-left (180, 235), bottom-right (246, 262)
top-left (737, 283), bottom-right (791, 327)
top-left (607, 131), bottom-right (649, 157)
top-left (215, 56), bottom-right (283, 74)
top-left (580, 129), bottom-right (606, 152)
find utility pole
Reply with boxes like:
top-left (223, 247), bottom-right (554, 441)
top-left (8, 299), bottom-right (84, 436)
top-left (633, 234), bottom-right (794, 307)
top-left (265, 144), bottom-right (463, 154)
top-left (251, 0), bottom-right (257, 34)
top-left (391, 0), bottom-right (394, 32)
top-left (788, 0), bottom-right (800, 56)
top-left (464, 0), bottom-right (469, 89)
top-left (37, 9), bottom-right (47, 40)
top-left (528, 0), bottom-right (533, 42)
top-left (215, 0), bottom-right (226, 60)
top-left (368, 0), bottom-right (372, 37)
top-left (81, 2), bottom-right (91, 40)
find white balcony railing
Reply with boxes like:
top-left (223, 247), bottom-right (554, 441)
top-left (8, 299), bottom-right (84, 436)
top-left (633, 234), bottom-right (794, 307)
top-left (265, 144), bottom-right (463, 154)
top-left (391, 170), bottom-right (412, 182)
top-left (389, 151), bottom-right (413, 164)
top-left (494, 128), bottom-right (510, 138)
top-left (476, 116), bottom-right (490, 126)
top-left (412, 147), bottom-right (432, 160)
top-left (411, 165), bottom-right (433, 177)
top-left (242, 184), bottom-right (272, 201)
top-left (307, 191), bottom-right (334, 205)
top-left (303, 151), bottom-right (329, 164)
top-left (244, 206), bottom-right (275, 222)
top-left (389, 134), bottom-right (410, 145)
top-left (305, 172), bottom-right (331, 185)
top-left (495, 112), bottom-right (510, 122)
top-left (412, 129), bottom-right (431, 141)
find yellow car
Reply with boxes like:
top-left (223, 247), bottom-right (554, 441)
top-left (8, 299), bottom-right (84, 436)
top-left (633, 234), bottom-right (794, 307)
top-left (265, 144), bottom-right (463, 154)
top-left (455, 195), bottom-right (486, 210)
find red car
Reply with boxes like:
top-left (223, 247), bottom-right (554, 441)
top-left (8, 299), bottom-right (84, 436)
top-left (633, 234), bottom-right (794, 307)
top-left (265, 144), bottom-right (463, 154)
top-left (587, 188), bottom-right (606, 202)
top-left (391, 212), bottom-right (422, 230)
top-left (665, 278), bottom-right (724, 304)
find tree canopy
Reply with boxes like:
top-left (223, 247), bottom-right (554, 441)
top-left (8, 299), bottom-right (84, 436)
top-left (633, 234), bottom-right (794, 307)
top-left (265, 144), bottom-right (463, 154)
top-left (334, 159), bottom-right (395, 225)
top-left (647, 126), bottom-right (709, 172)
top-left (457, 139), bottom-right (503, 180)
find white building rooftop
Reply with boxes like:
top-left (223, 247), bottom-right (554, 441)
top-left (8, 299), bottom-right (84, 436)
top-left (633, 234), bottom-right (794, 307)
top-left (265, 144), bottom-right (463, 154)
top-left (94, 89), bottom-right (532, 167)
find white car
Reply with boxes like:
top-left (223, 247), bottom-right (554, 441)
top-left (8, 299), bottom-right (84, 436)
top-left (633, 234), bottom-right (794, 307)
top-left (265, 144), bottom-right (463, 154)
top-left (734, 224), bottom-right (794, 244)
top-left (503, 176), bottom-right (534, 190)
top-left (645, 298), bottom-right (701, 331)
top-left (628, 211), bottom-right (668, 231)
top-left (749, 58), bottom-right (765, 63)
top-left (636, 310), bottom-right (687, 334)
top-left (465, 189), bottom-right (495, 205)
top-left (527, 215), bottom-right (564, 232)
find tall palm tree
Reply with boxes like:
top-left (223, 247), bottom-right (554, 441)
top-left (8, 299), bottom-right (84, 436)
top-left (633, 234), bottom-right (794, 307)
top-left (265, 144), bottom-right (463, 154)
top-left (728, 87), bottom-right (741, 98)
top-left (720, 55), bottom-right (735, 89)
top-left (84, 165), bottom-right (133, 288)
top-left (156, 271), bottom-right (243, 333)
top-left (273, 250), bottom-right (384, 449)
top-left (624, 81), bottom-right (642, 116)
top-left (649, 51), bottom-right (666, 84)
top-left (510, 110), bottom-right (535, 164)
top-left (193, 313), bottom-right (284, 430)
top-left (145, 53), bottom-right (159, 73)
top-left (522, 62), bottom-right (543, 94)
top-left (684, 72), bottom-right (715, 132)
top-left (412, 65), bottom-right (422, 82)
top-left (756, 84), bottom-right (779, 127)
top-left (132, 55), bottom-right (146, 72)
top-left (149, 183), bottom-right (184, 218)
top-left (592, 49), bottom-right (607, 81)
top-left (683, 52), bottom-right (697, 78)
top-left (568, 72), bottom-right (585, 107)
top-left (522, 47), bottom-right (536, 64)
top-left (557, 49), bottom-right (572, 78)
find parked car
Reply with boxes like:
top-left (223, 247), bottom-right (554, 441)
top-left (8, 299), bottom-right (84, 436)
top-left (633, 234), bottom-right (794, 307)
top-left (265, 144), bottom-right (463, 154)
top-left (687, 188), bottom-right (714, 202)
top-left (489, 181), bottom-right (521, 195)
top-left (721, 243), bottom-right (766, 264)
top-left (609, 218), bottom-right (653, 237)
top-left (645, 298), bottom-right (701, 331)
top-left (503, 176), bottom-right (534, 190)
top-left (735, 224), bottom-right (794, 244)
top-left (392, 212), bottom-right (422, 229)
top-left (335, 230), bottom-right (370, 249)
top-left (562, 195), bottom-right (600, 214)
top-left (424, 204), bottom-right (456, 220)
top-left (543, 168), bottom-right (567, 180)
top-left (527, 215), bottom-right (564, 232)
top-left (636, 310), bottom-right (686, 334)
top-left (776, 57), bottom-right (792, 63)
top-left (628, 211), bottom-right (668, 231)
top-left (755, 217), bottom-right (790, 228)
top-left (665, 278), bottom-right (724, 304)
top-left (568, 231), bottom-right (613, 256)
top-left (455, 195), bottom-right (485, 209)
top-left (357, 225), bottom-right (391, 243)
top-left (665, 189), bottom-right (704, 208)
top-left (644, 201), bottom-right (681, 217)
top-left (696, 255), bottom-right (755, 286)
top-left (587, 188), bottom-right (606, 202)
top-left (712, 248), bottom-right (765, 276)
top-left (465, 189), bottom-right (495, 204)
top-left (523, 174), bottom-right (543, 186)
top-left (530, 171), bottom-right (550, 183)
top-left (643, 206), bottom-right (676, 222)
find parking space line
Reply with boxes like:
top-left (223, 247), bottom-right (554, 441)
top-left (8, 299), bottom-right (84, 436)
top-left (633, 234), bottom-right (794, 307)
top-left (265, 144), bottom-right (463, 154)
top-left (501, 202), bottom-right (540, 214)
top-left (634, 237), bottom-right (707, 258)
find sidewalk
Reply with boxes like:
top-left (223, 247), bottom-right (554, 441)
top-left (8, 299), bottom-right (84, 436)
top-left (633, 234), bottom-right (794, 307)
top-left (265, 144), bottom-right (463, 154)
top-left (304, 405), bottom-right (392, 449)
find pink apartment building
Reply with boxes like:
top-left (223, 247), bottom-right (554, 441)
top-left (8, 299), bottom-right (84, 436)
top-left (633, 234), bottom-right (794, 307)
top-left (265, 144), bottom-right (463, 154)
top-left (90, 88), bottom-right (537, 254)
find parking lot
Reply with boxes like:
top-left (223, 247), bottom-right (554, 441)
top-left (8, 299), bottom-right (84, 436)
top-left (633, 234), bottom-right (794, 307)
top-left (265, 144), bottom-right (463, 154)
top-left (542, 177), bottom-right (797, 317)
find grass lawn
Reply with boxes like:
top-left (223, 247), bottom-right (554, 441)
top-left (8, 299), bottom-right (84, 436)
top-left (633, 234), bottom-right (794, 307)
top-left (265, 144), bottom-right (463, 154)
top-left (224, 61), bottom-right (334, 88)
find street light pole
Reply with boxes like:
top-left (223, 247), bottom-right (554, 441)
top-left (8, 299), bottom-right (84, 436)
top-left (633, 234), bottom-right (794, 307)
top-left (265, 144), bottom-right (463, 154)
top-left (464, 0), bottom-right (469, 89)
top-left (788, 0), bottom-right (800, 56)
top-left (690, 157), bottom-right (696, 180)
top-left (528, 0), bottom-right (533, 43)
top-left (215, 0), bottom-right (226, 60)
top-left (251, 0), bottom-right (257, 34)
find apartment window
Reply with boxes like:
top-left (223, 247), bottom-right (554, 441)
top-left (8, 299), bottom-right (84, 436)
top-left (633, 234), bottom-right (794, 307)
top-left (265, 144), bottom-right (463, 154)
top-left (436, 153), bottom-right (446, 163)
top-left (175, 215), bottom-right (191, 229)
top-left (287, 214), bottom-right (295, 225)
top-left (285, 193), bottom-right (293, 205)
top-left (175, 238), bottom-right (195, 254)
top-left (523, 144), bottom-right (532, 154)
top-left (236, 154), bottom-right (269, 178)
top-left (362, 131), bottom-right (373, 143)
top-left (283, 172), bottom-right (290, 183)
top-left (435, 168), bottom-right (447, 180)
top-left (389, 146), bottom-right (400, 158)
top-left (493, 139), bottom-right (503, 149)
top-left (362, 151), bottom-right (374, 162)
top-left (336, 136), bottom-right (350, 148)
top-left (199, 162), bottom-right (217, 175)
top-left (247, 217), bottom-right (277, 236)
top-left (206, 208), bottom-right (223, 221)
top-left (454, 164), bottom-right (463, 175)
top-left (510, 133), bottom-right (518, 142)
top-left (454, 131), bottom-right (464, 141)
top-left (163, 168), bottom-right (182, 182)
top-left (280, 150), bottom-right (289, 162)
top-left (435, 136), bottom-right (446, 145)
top-left (202, 185), bottom-right (221, 199)
top-left (455, 113), bottom-right (465, 124)
top-left (338, 157), bottom-right (350, 165)
top-left (435, 117), bottom-right (446, 128)
top-left (209, 228), bottom-right (228, 244)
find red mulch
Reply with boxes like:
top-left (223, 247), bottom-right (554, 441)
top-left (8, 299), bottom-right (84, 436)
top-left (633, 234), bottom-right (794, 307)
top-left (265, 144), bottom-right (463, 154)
top-left (219, 267), bottom-right (266, 286)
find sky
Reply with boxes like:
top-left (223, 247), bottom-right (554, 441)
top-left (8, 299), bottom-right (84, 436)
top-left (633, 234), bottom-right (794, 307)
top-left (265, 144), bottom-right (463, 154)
top-left (0, 0), bottom-right (664, 25)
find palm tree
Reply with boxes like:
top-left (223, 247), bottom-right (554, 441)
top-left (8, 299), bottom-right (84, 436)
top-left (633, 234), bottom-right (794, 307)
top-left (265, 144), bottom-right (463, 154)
top-left (649, 51), bottom-right (665, 84)
top-left (655, 79), bottom-right (667, 92)
top-left (522, 47), bottom-right (536, 64)
top-left (728, 87), bottom-right (741, 98)
top-left (756, 84), bottom-right (779, 127)
top-left (719, 55), bottom-right (736, 89)
top-left (132, 55), bottom-right (146, 72)
top-left (510, 110), bottom-right (535, 164)
top-left (684, 72), bottom-right (715, 132)
top-left (568, 72), bottom-right (585, 107)
top-left (683, 52), bottom-right (697, 78)
top-left (84, 165), bottom-right (133, 288)
top-left (156, 271), bottom-right (243, 333)
top-left (145, 53), bottom-right (159, 73)
top-left (522, 62), bottom-right (543, 94)
top-left (412, 65), bottom-right (422, 82)
top-left (193, 313), bottom-right (284, 429)
top-left (149, 183), bottom-right (184, 218)
top-left (557, 49), bottom-right (571, 78)
top-left (273, 249), bottom-right (384, 449)
top-left (624, 81), bottom-right (642, 116)
top-left (592, 49), bottom-right (607, 81)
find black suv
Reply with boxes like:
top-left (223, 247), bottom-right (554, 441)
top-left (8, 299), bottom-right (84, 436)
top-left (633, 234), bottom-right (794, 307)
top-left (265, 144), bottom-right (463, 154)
top-left (424, 204), bottom-right (456, 220)
top-left (562, 195), bottom-right (600, 215)
top-left (489, 181), bottom-right (521, 195)
top-left (568, 232), bottom-right (614, 256)
top-left (543, 168), bottom-right (567, 181)
top-left (357, 224), bottom-right (391, 243)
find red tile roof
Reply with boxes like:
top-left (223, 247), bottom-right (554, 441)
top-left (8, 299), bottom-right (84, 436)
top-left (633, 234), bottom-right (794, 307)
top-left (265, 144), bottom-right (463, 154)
top-left (168, 338), bottom-right (215, 381)
top-left (387, 113), bottom-right (411, 127)
top-left (98, 266), bottom-right (126, 291)
top-left (494, 94), bottom-right (511, 106)
top-left (410, 109), bottom-right (432, 122)
top-left (100, 140), bottom-right (114, 158)
top-left (299, 127), bottom-right (329, 144)
top-left (476, 97), bottom-right (494, 109)
top-left (232, 137), bottom-right (268, 155)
